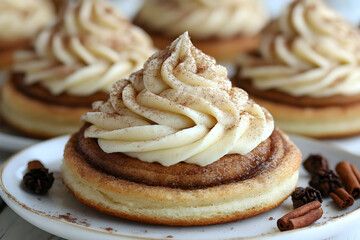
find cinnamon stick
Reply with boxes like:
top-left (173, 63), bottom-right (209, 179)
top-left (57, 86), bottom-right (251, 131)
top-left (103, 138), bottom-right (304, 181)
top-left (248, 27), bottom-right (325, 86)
top-left (27, 160), bottom-right (44, 171)
top-left (330, 188), bottom-right (354, 209)
top-left (335, 161), bottom-right (360, 199)
top-left (277, 201), bottom-right (323, 231)
top-left (23, 160), bottom-right (54, 194)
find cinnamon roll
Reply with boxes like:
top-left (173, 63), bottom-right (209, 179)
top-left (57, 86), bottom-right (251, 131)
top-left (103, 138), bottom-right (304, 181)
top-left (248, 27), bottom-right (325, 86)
top-left (62, 32), bottom-right (301, 226)
top-left (234, 0), bottom-right (360, 138)
top-left (1, 0), bottom-right (155, 138)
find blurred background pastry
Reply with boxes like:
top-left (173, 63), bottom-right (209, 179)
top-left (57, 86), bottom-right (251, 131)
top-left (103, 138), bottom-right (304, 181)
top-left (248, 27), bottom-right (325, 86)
top-left (0, 0), bottom-right (155, 138)
top-left (234, 0), bottom-right (360, 138)
top-left (134, 0), bottom-right (268, 61)
top-left (0, 0), bottom-right (56, 69)
top-left (62, 32), bottom-right (301, 226)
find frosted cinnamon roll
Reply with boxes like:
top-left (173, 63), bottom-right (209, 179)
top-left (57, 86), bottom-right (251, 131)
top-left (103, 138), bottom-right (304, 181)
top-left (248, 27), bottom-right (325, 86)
top-left (0, 0), bottom-right (155, 138)
top-left (62, 32), bottom-right (301, 226)
top-left (0, 0), bottom-right (56, 69)
top-left (234, 0), bottom-right (360, 138)
top-left (134, 0), bottom-right (268, 60)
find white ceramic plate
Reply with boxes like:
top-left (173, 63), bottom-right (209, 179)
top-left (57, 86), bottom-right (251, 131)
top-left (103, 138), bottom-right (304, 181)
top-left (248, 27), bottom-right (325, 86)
top-left (1, 135), bottom-right (360, 240)
top-left (326, 136), bottom-right (360, 157)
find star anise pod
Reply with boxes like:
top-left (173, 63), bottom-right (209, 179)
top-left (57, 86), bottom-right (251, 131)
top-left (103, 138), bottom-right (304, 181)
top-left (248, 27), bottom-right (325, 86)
top-left (309, 170), bottom-right (343, 197)
top-left (303, 154), bottom-right (330, 175)
top-left (291, 187), bottom-right (323, 208)
top-left (22, 160), bottom-right (54, 195)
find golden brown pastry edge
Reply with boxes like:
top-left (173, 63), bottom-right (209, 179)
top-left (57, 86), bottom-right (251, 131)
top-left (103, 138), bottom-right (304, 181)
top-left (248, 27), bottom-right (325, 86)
top-left (62, 128), bottom-right (301, 226)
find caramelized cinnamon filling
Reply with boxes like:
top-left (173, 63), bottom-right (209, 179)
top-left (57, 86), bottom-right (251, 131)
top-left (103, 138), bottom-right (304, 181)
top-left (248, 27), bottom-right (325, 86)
top-left (75, 125), bottom-right (285, 189)
top-left (11, 73), bottom-right (108, 107)
top-left (235, 77), bottom-right (360, 108)
top-left (0, 38), bottom-right (31, 51)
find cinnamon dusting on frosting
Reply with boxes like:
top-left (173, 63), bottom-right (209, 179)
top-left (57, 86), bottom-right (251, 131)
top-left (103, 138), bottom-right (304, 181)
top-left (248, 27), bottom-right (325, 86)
top-left (238, 0), bottom-right (360, 97)
top-left (13, 0), bottom-right (155, 96)
top-left (82, 32), bottom-right (274, 167)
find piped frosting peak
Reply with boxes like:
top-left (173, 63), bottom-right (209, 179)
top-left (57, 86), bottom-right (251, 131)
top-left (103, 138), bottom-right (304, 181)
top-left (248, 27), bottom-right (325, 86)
top-left (238, 0), bottom-right (360, 97)
top-left (13, 0), bottom-right (155, 96)
top-left (82, 32), bottom-right (274, 166)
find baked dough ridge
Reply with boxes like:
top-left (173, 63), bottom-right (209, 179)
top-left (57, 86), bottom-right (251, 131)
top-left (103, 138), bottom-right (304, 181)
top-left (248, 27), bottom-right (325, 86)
top-left (62, 128), bottom-right (301, 226)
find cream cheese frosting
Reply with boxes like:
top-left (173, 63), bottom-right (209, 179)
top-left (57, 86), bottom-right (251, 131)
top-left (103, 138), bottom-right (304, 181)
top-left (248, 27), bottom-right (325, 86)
top-left (238, 0), bottom-right (360, 97)
top-left (0, 0), bottom-right (55, 42)
top-left (135, 0), bottom-right (268, 40)
top-left (13, 0), bottom-right (155, 96)
top-left (82, 32), bottom-right (274, 167)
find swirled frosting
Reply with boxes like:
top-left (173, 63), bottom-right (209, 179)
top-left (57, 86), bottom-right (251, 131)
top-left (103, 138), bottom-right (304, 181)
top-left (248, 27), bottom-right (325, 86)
top-left (13, 0), bottom-right (155, 96)
top-left (82, 32), bottom-right (274, 167)
top-left (135, 0), bottom-right (268, 40)
top-left (0, 0), bottom-right (55, 42)
top-left (238, 0), bottom-right (360, 97)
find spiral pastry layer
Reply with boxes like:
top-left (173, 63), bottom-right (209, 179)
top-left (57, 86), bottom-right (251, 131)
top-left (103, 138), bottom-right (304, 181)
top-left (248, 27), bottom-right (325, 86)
top-left (62, 125), bottom-right (301, 225)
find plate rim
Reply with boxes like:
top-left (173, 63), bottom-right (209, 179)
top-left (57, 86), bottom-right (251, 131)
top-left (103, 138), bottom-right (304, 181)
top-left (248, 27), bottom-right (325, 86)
top-left (0, 135), bottom-right (152, 240)
top-left (1, 134), bottom-right (360, 240)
